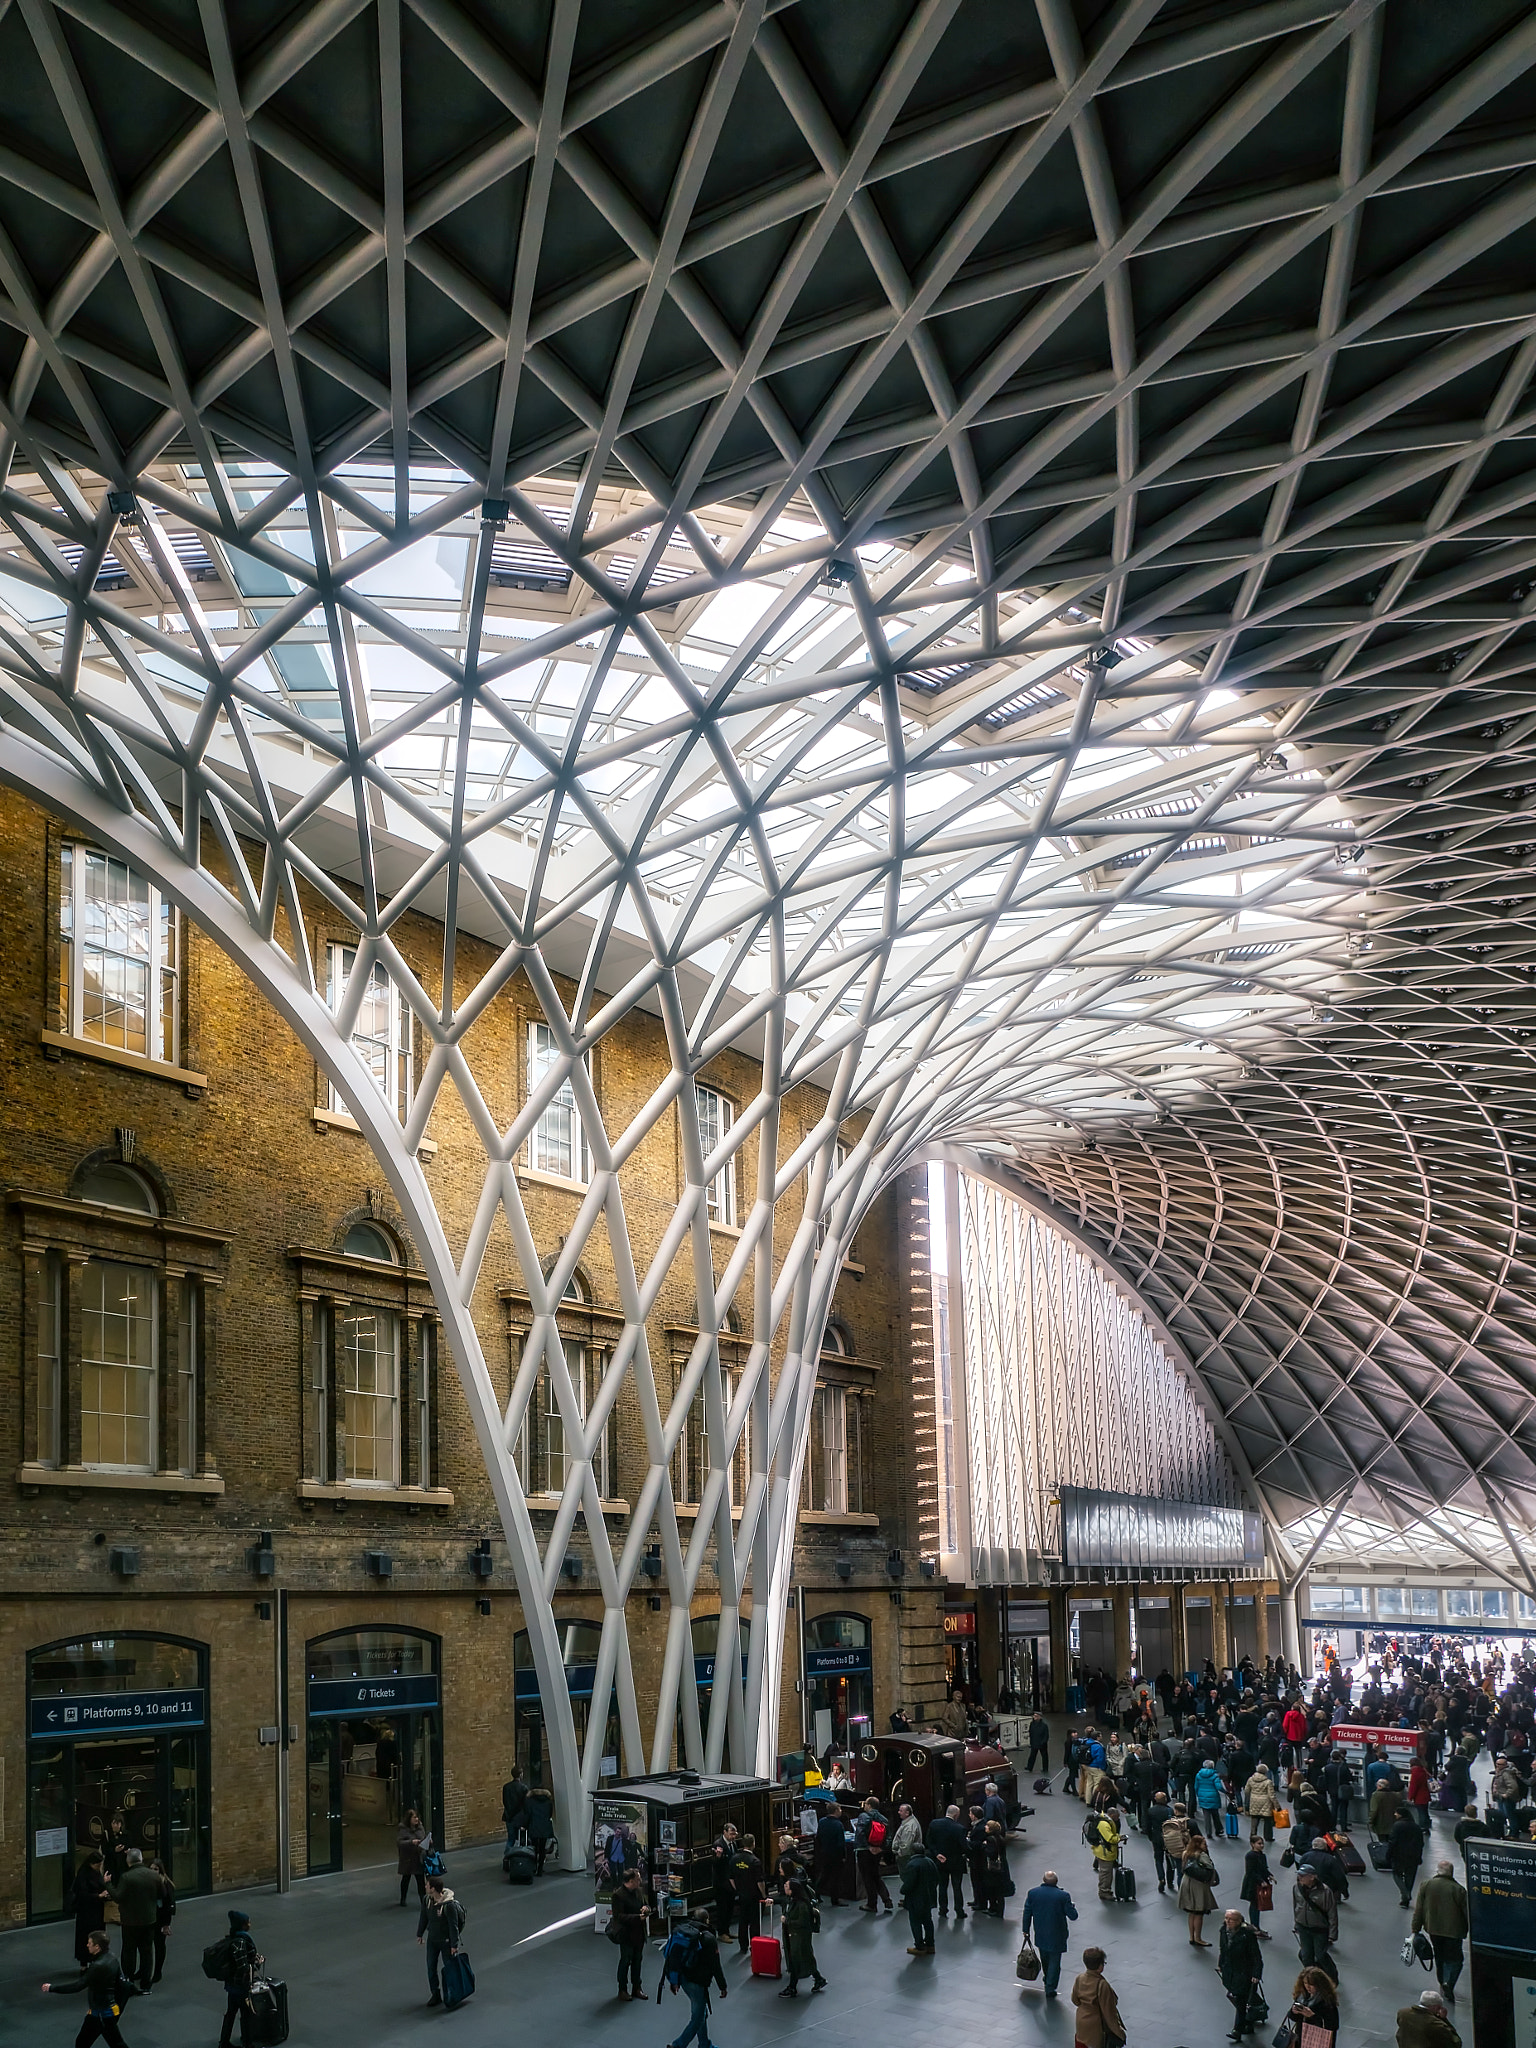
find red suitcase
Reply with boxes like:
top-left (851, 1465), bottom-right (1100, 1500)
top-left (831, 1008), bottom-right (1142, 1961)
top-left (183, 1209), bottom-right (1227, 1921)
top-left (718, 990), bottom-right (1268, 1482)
top-left (750, 1935), bottom-right (782, 1979)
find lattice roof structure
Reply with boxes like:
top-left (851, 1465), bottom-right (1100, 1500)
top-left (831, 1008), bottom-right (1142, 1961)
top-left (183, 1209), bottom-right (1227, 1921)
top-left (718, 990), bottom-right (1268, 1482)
top-left (3, 0), bottom-right (1536, 1818)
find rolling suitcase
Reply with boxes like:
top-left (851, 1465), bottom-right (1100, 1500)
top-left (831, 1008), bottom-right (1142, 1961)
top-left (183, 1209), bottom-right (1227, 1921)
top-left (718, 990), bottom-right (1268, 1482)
top-left (1113, 1862), bottom-right (1137, 1903)
top-left (1334, 1834), bottom-right (1366, 1876)
top-left (750, 1935), bottom-right (782, 1978)
top-left (504, 1838), bottom-right (537, 1884)
top-left (1367, 1838), bottom-right (1392, 1872)
top-left (441, 1949), bottom-right (476, 2010)
top-left (243, 1980), bottom-right (290, 2047)
top-left (1225, 1810), bottom-right (1241, 1838)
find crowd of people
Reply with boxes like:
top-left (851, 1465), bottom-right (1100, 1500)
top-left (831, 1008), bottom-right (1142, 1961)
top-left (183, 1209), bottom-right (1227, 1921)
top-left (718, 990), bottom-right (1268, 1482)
top-left (32, 1638), bottom-right (1535, 2048)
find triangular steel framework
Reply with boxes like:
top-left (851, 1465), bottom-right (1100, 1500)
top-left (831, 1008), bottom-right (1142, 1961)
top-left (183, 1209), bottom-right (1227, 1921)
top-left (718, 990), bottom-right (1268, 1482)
top-left (4, 0), bottom-right (1536, 1850)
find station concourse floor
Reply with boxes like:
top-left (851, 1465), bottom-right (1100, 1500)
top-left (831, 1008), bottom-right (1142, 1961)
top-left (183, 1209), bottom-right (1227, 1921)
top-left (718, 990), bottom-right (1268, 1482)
top-left (2, 1721), bottom-right (1469, 2048)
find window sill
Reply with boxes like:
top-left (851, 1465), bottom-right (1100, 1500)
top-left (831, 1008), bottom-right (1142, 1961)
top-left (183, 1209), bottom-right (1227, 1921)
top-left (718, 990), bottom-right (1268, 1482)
top-left (517, 1165), bottom-right (590, 1193)
top-left (799, 1510), bottom-right (880, 1526)
top-left (41, 1029), bottom-right (207, 1094)
top-left (18, 1464), bottom-right (224, 1496)
top-left (312, 1107), bottom-right (438, 1159)
top-left (673, 1503), bottom-right (742, 1520)
top-left (527, 1497), bottom-right (631, 1515)
top-left (298, 1480), bottom-right (455, 1506)
top-left (708, 1219), bottom-right (742, 1238)
top-left (842, 1257), bottom-right (865, 1276)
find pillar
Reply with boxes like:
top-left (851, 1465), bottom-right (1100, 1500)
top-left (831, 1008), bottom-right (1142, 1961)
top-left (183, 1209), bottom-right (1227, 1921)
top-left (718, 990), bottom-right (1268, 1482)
top-left (1280, 1587), bottom-right (1301, 1671)
top-left (1049, 1588), bottom-right (1070, 1712)
top-left (1112, 1584), bottom-right (1133, 1679)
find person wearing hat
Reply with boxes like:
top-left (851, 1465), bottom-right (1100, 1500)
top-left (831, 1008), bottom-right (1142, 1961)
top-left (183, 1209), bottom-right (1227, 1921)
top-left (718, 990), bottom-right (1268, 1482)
top-left (216, 1911), bottom-right (261, 2048)
top-left (1396, 1985), bottom-right (1461, 2048)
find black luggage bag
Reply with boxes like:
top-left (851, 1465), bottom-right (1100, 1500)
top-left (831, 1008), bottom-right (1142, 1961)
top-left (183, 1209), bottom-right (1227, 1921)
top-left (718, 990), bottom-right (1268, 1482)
top-left (244, 1980), bottom-right (290, 2047)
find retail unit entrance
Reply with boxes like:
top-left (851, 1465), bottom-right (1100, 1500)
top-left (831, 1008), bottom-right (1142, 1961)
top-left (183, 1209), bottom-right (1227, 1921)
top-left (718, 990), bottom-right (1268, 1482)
top-left (1134, 1598), bottom-right (1174, 1681)
top-left (305, 1628), bottom-right (443, 1875)
top-left (1183, 1596), bottom-right (1214, 1673)
top-left (1004, 1602), bottom-right (1052, 1712)
top-left (1229, 1595), bottom-right (1259, 1666)
top-left (1072, 1597), bottom-right (1115, 1684)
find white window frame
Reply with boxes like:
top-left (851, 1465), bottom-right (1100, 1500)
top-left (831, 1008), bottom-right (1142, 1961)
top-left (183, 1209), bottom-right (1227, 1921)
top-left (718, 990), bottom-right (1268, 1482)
top-left (678, 1367), bottom-right (747, 1506)
top-left (60, 843), bottom-right (180, 1065)
top-left (519, 1342), bottom-right (612, 1499)
top-left (176, 1282), bottom-right (198, 1478)
top-left (79, 1259), bottom-right (158, 1473)
top-left (807, 1381), bottom-right (849, 1513)
top-left (36, 1250), bottom-right (63, 1469)
top-left (527, 1021), bottom-right (591, 1183)
top-left (814, 1140), bottom-right (847, 1252)
top-left (695, 1082), bottom-right (736, 1225)
top-left (327, 943), bottom-right (413, 1123)
top-left (339, 1306), bottom-right (401, 1487)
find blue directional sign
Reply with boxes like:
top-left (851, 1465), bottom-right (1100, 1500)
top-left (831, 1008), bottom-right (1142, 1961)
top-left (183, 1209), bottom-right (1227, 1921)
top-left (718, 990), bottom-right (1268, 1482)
top-left (805, 1645), bottom-right (872, 1677)
top-left (29, 1689), bottom-right (206, 1740)
top-left (307, 1674), bottom-right (440, 1718)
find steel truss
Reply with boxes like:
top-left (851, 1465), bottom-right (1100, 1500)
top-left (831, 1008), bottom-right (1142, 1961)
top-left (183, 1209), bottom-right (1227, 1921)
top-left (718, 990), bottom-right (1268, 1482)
top-left (1, 0), bottom-right (1536, 1849)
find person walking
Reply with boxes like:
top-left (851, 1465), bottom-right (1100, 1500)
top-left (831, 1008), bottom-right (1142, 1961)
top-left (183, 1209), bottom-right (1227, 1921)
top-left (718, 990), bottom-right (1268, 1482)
top-left (1244, 1765), bottom-right (1279, 1843)
top-left (1020, 1870), bottom-right (1078, 1999)
top-left (661, 1907), bottom-right (728, 2048)
top-left (524, 1783), bottom-right (555, 1874)
top-left (1218, 1908), bottom-right (1265, 2040)
top-left (890, 1803), bottom-right (923, 1881)
top-left (812, 1804), bottom-right (848, 1905)
top-left (1389, 1808), bottom-right (1426, 1908)
top-left (501, 1770), bottom-right (528, 1851)
top-left (728, 1834), bottom-right (766, 1957)
top-left (68, 1854), bottom-right (110, 1969)
top-left (146, 1861), bottom-right (174, 1987)
top-left (416, 1875), bottom-right (466, 2009)
top-left (1179, 1832), bottom-right (1219, 1946)
top-left (610, 1866), bottom-right (650, 2002)
top-left (397, 1808), bottom-right (429, 1908)
top-left (1070, 1946), bottom-right (1125, 2048)
top-left (1397, 1986), bottom-right (1461, 2048)
top-left (1412, 1860), bottom-right (1469, 2004)
top-left (1241, 1834), bottom-right (1273, 1939)
top-left (42, 1927), bottom-right (134, 2048)
top-left (1027, 1711), bottom-right (1051, 1776)
top-left (1088, 1804), bottom-right (1122, 1903)
top-left (779, 1878), bottom-right (825, 1996)
top-left (1285, 1966), bottom-right (1339, 2045)
top-left (1160, 1801), bottom-right (1191, 1896)
top-left (1196, 1760), bottom-right (1226, 1843)
top-left (106, 1850), bottom-right (162, 1998)
top-left (902, 1844), bottom-right (939, 1955)
top-left (928, 1802), bottom-right (969, 1920)
top-left (1292, 1869), bottom-right (1337, 1976)
top-left (853, 1800), bottom-right (893, 1913)
top-left (214, 1910), bottom-right (261, 2048)
top-left (1408, 1758), bottom-right (1433, 1838)
top-left (1147, 1793), bottom-right (1174, 1891)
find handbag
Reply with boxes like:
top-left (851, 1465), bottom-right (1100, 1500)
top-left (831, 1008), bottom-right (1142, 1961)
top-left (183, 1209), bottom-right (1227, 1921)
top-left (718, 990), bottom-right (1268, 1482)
top-left (1274, 1807), bottom-right (1291, 1829)
top-left (1255, 1879), bottom-right (1273, 1912)
top-left (1016, 1942), bottom-right (1041, 1982)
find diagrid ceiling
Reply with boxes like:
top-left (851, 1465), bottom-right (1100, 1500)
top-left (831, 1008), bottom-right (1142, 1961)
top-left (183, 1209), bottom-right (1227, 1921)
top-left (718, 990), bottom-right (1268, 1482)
top-left (0, 0), bottom-right (1535, 1579)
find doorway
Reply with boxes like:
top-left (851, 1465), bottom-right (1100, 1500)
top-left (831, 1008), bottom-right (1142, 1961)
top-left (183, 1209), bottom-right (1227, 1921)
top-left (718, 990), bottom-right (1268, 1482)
top-left (1184, 1598), bottom-right (1214, 1673)
top-left (1229, 1597), bottom-right (1259, 1666)
top-left (27, 1633), bottom-right (210, 1923)
top-left (1135, 1600), bottom-right (1174, 1683)
top-left (304, 1627), bottom-right (442, 1876)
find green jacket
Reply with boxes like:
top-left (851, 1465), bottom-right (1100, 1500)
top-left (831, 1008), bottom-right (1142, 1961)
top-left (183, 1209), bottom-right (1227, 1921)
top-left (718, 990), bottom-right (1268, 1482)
top-left (783, 1895), bottom-right (817, 1973)
top-left (1396, 2006), bottom-right (1460, 2048)
top-left (901, 1852), bottom-right (940, 1909)
top-left (1412, 1875), bottom-right (1469, 1940)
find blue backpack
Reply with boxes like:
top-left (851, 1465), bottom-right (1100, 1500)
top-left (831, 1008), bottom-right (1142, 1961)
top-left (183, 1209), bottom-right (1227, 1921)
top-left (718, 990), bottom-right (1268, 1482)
top-left (661, 1923), bottom-right (703, 1993)
top-left (422, 1847), bottom-right (446, 1880)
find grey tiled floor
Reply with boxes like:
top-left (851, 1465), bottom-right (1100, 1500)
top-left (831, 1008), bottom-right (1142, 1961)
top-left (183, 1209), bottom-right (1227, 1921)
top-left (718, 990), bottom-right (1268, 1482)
top-left (2, 1726), bottom-right (1475, 2048)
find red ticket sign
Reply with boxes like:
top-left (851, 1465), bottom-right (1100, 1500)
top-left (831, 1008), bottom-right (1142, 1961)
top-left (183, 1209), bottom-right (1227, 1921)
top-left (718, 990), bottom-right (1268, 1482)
top-left (1328, 1723), bottom-right (1419, 1753)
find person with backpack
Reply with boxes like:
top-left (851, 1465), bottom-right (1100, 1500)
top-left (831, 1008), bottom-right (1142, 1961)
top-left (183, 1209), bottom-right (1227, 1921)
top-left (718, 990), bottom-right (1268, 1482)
top-left (206, 1909), bottom-right (261, 2048)
top-left (659, 1906), bottom-right (728, 2048)
top-left (853, 1799), bottom-right (892, 1913)
top-left (780, 1878), bottom-right (826, 1996)
top-left (42, 1926), bottom-right (135, 2048)
top-left (1087, 1805), bottom-right (1122, 1903)
top-left (397, 1809), bottom-right (429, 1908)
top-left (610, 1867), bottom-right (650, 2001)
top-left (416, 1876), bottom-right (466, 2008)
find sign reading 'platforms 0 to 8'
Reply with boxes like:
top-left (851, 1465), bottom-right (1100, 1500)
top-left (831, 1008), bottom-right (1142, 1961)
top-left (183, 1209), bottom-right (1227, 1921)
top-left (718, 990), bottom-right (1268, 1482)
top-left (29, 1689), bottom-right (206, 1740)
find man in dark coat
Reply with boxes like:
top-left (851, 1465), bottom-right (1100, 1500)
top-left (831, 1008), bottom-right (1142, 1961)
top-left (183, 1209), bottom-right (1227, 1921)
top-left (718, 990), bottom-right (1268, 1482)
top-left (108, 1851), bottom-right (164, 1997)
top-left (42, 1928), bottom-right (133, 2048)
top-left (927, 1802), bottom-right (970, 1920)
top-left (610, 1867), bottom-right (649, 2001)
top-left (811, 1807), bottom-right (848, 1904)
top-left (1388, 1809), bottom-right (1426, 1909)
top-left (1019, 1870), bottom-right (1079, 1997)
top-left (501, 1771), bottom-right (528, 1848)
top-left (900, 1847), bottom-right (939, 1955)
top-left (523, 1785), bottom-right (555, 1874)
top-left (728, 1834), bottom-right (766, 1956)
top-left (1218, 1909), bottom-right (1264, 2039)
top-left (416, 1880), bottom-right (466, 2010)
top-left (1026, 1713), bottom-right (1050, 1774)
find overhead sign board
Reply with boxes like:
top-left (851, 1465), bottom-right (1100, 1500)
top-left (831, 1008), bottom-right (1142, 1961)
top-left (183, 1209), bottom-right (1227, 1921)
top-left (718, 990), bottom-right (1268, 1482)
top-left (1327, 1722), bottom-right (1419, 1756)
top-left (943, 1611), bottom-right (976, 1636)
top-left (805, 1645), bottom-right (872, 1677)
top-left (30, 1688), bottom-right (206, 1740)
top-left (307, 1674), bottom-right (439, 1718)
top-left (1061, 1486), bottom-right (1263, 1570)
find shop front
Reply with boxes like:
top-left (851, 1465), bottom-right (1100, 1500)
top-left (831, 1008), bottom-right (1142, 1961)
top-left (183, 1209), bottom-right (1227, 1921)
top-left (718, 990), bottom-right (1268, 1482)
top-left (1229, 1594), bottom-right (1259, 1665)
top-left (1003, 1601), bottom-right (1052, 1712)
top-left (803, 1612), bottom-right (872, 1754)
top-left (27, 1633), bottom-right (211, 1923)
top-left (305, 1627), bottom-right (443, 1875)
top-left (1134, 1597), bottom-right (1174, 1681)
top-left (1070, 1596), bottom-right (1115, 1683)
top-left (1183, 1594), bottom-right (1213, 1674)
